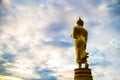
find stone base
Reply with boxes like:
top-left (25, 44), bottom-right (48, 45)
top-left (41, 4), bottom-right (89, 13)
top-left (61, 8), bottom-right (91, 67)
top-left (74, 68), bottom-right (93, 80)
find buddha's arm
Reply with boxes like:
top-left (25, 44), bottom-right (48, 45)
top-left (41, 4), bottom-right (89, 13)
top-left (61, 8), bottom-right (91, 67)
top-left (85, 31), bottom-right (88, 42)
top-left (71, 27), bottom-right (76, 39)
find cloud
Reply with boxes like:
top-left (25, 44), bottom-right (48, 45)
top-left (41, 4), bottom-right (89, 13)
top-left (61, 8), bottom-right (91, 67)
top-left (1, 0), bottom-right (11, 5)
top-left (0, 75), bottom-right (23, 80)
top-left (34, 68), bottom-right (57, 80)
top-left (0, 0), bottom-right (120, 80)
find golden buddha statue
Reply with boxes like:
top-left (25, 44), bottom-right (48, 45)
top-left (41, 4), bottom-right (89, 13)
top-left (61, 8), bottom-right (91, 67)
top-left (71, 17), bottom-right (89, 68)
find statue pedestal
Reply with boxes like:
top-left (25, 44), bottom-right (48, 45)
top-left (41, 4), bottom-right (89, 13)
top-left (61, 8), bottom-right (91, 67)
top-left (74, 68), bottom-right (93, 80)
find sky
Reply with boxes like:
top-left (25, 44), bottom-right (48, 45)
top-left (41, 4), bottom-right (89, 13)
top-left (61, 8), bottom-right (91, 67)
top-left (0, 0), bottom-right (120, 80)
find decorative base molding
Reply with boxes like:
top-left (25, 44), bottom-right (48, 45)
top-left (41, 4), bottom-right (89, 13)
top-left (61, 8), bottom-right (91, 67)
top-left (74, 68), bottom-right (93, 80)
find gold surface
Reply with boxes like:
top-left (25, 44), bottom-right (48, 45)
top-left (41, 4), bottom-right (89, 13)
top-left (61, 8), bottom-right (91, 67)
top-left (71, 18), bottom-right (88, 68)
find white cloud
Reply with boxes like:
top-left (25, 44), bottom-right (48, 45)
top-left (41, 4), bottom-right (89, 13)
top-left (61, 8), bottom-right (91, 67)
top-left (2, 0), bottom-right (11, 5)
top-left (0, 0), bottom-right (120, 80)
top-left (0, 75), bottom-right (23, 80)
